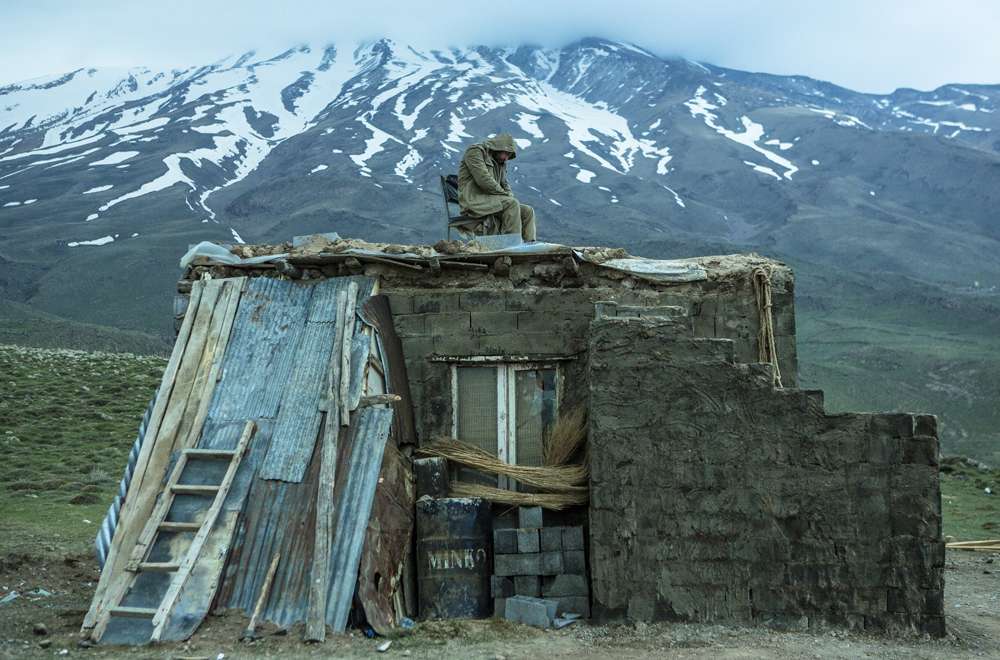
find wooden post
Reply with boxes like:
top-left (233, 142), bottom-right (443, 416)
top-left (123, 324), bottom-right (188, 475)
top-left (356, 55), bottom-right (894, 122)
top-left (304, 289), bottom-right (349, 643)
top-left (340, 282), bottom-right (359, 426)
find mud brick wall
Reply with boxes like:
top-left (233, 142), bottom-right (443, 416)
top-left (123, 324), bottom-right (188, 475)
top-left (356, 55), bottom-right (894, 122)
top-left (381, 265), bottom-right (797, 444)
top-left (588, 317), bottom-right (943, 636)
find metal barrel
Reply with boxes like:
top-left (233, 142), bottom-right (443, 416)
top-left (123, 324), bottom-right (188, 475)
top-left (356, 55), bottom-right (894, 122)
top-left (415, 497), bottom-right (492, 620)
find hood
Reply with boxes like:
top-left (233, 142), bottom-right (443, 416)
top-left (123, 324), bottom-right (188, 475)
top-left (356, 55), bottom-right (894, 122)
top-left (482, 133), bottom-right (517, 159)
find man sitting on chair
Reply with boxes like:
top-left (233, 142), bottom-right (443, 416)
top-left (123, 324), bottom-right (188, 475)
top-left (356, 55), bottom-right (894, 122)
top-left (457, 133), bottom-right (537, 242)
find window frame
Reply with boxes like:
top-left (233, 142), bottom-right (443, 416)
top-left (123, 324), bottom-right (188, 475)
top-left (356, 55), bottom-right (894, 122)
top-left (450, 360), bottom-right (563, 489)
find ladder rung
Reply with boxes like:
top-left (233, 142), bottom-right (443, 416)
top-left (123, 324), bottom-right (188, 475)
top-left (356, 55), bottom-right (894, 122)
top-left (109, 606), bottom-right (157, 619)
top-left (158, 521), bottom-right (203, 532)
top-left (170, 484), bottom-right (221, 495)
top-left (137, 562), bottom-right (180, 572)
top-left (182, 448), bottom-right (238, 459)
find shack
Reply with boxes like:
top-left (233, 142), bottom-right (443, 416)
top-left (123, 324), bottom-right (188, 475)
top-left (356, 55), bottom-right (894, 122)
top-left (84, 235), bottom-right (944, 643)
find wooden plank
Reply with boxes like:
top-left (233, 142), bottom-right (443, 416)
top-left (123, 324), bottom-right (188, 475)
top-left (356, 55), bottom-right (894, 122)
top-left (82, 281), bottom-right (205, 633)
top-left (90, 279), bottom-right (237, 641)
top-left (170, 485), bottom-right (221, 495)
top-left (170, 279), bottom-right (238, 455)
top-left (182, 449), bottom-right (238, 459)
top-left (150, 420), bottom-right (256, 642)
top-left (181, 277), bottom-right (246, 444)
top-left (157, 522), bottom-right (203, 533)
top-left (304, 290), bottom-right (349, 643)
top-left (137, 563), bottom-right (180, 573)
top-left (108, 607), bottom-right (157, 619)
top-left (340, 282), bottom-right (359, 426)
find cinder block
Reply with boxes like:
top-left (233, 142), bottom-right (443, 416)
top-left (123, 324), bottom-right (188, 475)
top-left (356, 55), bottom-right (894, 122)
top-left (494, 597), bottom-right (506, 618)
top-left (494, 553), bottom-right (541, 577)
top-left (540, 527), bottom-right (562, 552)
top-left (494, 528), bottom-right (518, 555)
top-left (519, 506), bottom-right (543, 529)
top-left (517, 528), bottom-right (540, 554)
top-left (562, 526), bottom-right (585, 551)
top-left (425, 312), bottom-right (471, 335)
top-left (553, 596), bottom-right (590, 618)
top-left (471, 311), bottom-right (518, 334)
top-left (491, 575), bottom-right (514, 599)
top-left (505, 596), bottom-right (557, 628)
top-left (385, 294), bottom-right (414, 315)
top-left (414, 294), bottom-right (461, 314)
top-left (541, 552), bottom-right (564, 576)
top-left (514, 575), bottom-right (541, 597)
top-left (542, 574), bottom-right (589, 598)
top-left (392, 313), bottom-right (426, 335)
top-left (460, 291), bottom-right (505, 312)
top-left (564, 550), bottom-right (585, 574)
top-left (914, 415), bottom-right (937, 437)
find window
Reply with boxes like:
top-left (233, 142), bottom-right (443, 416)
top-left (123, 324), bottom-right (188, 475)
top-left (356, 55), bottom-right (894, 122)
top-left (451, 363), bottom-right (559, 489)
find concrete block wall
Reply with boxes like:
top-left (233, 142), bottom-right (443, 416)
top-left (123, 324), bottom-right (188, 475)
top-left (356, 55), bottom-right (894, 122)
top-left (381, 266), bottom-right (797, 444)
top-left (587, 317), bottom-right (943, 636)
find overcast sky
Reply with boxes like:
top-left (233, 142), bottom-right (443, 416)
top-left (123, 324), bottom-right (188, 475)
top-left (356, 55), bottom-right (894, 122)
top-left (1, 0), bottom-right (998, 94)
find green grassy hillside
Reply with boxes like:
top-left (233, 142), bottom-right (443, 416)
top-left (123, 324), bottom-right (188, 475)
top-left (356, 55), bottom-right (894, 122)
top-left (0, 345), bottom-right (166, 556)
top-left (792, 258), bottom-right (1000, 466)
top-left (0, 300), bottom-right (170, 355)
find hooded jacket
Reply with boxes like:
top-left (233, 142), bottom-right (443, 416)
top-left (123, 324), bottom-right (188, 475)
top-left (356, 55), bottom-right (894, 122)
top-left (457, 133), bottom-right (517, 218)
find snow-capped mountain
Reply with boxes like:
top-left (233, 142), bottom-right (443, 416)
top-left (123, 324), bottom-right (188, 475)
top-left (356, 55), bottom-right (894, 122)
top-left (1, 38), bottom-right (999, 336)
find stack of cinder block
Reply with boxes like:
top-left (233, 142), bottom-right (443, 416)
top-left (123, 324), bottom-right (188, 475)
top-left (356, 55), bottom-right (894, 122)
top-left (492, 506), bottom-right (590, 619)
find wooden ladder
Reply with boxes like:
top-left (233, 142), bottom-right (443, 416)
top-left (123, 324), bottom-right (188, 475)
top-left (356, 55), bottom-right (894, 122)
top-left (96, 420), bottom-right (256, 642)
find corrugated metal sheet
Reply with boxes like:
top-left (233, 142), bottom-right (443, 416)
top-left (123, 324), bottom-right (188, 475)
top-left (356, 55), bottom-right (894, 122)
top-left (205, 278), bottom-right (313, 422)
top-left (258, 276), bottom-right (373, 482)
top-left (325, 407), bottom-right (394, 633)
top-left (96, 387), bottom-right (158, 568)
top-left (258, 321), bottom-right (337, 481)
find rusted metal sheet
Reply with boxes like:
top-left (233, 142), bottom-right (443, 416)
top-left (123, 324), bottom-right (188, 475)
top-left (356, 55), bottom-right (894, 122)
top-left (326, 407), bottom-right (394, 633)
top-left (415, 498), bottom-right (492, 620)
top-left (357, 437), bottom-right (415, 634)
top-left (216, 423), bottom-right (325, 626)
top-left (358, 295), bottom-right (418, 447)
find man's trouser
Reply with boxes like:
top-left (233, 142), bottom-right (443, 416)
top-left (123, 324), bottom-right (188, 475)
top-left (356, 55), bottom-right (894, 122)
top-left (499, 197), bottom-right (536, 242)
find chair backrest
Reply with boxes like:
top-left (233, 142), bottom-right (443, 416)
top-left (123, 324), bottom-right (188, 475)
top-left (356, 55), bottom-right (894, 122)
top-left (440, 174), bottom-right (460, 208)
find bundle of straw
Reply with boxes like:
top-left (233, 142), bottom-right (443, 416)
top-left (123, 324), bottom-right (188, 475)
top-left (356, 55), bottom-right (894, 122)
top-left (418, 437), bottom-right (588, 493)
top-left (450, 483), bottom-right (589, 511)
top-left (417, 407), bottom-right (590, 510)
top-left (543, 407), bottom-right (587, 468)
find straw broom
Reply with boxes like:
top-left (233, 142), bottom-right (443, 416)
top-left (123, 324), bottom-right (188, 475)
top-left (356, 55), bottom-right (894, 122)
top-left (543, 406), bottom-right (587, 468)
top-left (417, 407), bottom-right (591, 509)
top-left (418, 436), bottom-right (588, 493)
top-left (449, 483), bottom-right (589, 511)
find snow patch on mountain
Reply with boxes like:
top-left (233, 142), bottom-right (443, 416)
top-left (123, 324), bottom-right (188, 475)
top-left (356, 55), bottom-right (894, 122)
top-left (90, 151), bottom-right (139, 166)
top-left (687, 87), bottom-right (797, 180)
top-left (68, 235), bottom-right (115, 247)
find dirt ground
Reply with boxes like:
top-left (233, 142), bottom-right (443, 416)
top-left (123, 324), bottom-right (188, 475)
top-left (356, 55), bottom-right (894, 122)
top-left (1, 551), bottom-right (998, 660)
